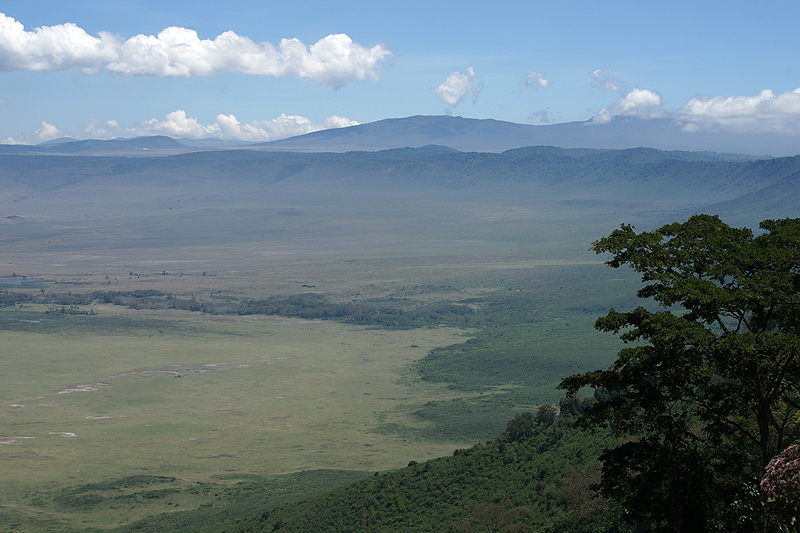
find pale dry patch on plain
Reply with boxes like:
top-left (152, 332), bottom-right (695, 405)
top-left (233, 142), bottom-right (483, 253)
top-left (0, 436), bottom-right (35, 444)
top-left (57, 386), bottom-right (98, 394)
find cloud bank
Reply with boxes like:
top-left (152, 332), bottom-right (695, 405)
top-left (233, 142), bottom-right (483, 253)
top-left (430, 67), bottom-right (482, 107)
top-left (588, 65), bottom-right (800, 134)
top-left (82, 110), bottom-right (358, 142)
top-left (588, 68), bottom-right (800, 134)
top-left (677, 88), bottom-right (800, 133)
top-left (0, 13), bottom-right (390, 88)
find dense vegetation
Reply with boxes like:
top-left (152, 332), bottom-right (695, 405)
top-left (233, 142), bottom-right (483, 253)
top-left (43, 471), bottom-right (371, 533)
top-left (561, 216), bottom-right (800, 532)
top-left (226, 405), bottom-right (626, 533)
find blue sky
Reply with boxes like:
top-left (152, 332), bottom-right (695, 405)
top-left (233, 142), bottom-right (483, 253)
top-left (2, 1), bottom-right (799, 143)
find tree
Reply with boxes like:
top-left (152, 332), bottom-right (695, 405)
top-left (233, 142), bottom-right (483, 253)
top-left (504, 412), bottom-right (535, 441)
top-left (535, 404), bottom-right (557, 426)
top-left (559, 215), bottom-right (800, 532)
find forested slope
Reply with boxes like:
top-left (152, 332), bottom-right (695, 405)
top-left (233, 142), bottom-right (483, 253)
top-left (227, 409), bottom-right (624, 533)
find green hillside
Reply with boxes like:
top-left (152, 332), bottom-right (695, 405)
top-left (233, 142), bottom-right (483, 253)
top-left (115, 408), bottom-right (624, 533)
top-left (227, 409), bottom-right (623, 533)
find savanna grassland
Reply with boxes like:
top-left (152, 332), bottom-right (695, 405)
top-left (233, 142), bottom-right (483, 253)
top-left (0, 193), bottom-right (635, 530)
top-left (3, 145), bottom-right (789, 531)
top-left (0, 304), bottom-right (473, 528)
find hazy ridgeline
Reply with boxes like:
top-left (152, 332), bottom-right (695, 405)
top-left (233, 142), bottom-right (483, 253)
top-left (1, 145), bottom-right (799, 531)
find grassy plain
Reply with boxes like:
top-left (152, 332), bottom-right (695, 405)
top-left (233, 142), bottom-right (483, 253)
top-left (0, 305), bottom-right (478, 528)
top-left (0, 180), bottom-right (646, 530)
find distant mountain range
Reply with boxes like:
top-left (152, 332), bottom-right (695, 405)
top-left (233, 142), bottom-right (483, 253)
top-left (257, 115), bottom-right (799, 157)
top-left (2, 115), bottom-right (799, 157)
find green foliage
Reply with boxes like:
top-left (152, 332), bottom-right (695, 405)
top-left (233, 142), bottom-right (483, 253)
top-left (228, 410), bottom-right (628, 533)
top-left (413, 265), bottom-right (639, 392)
top-left (406, 396), bottom-right (518, 442)
top-left (504, 412), bottom-right (535, 441)
top-left (402, 265), bottom-right (637, 441)
top-left (237, 294), bottom-right (475, 328)
top-left (108, 471), bottom-right (372, 533)
top-left (560, 215), bottom-right (800, 532)
top-left (535, 404), bottom-right (558, 427)
top-left (36, 471), bottom-right (373, 533)
top-left (0, 289), bottom-right (32, 306)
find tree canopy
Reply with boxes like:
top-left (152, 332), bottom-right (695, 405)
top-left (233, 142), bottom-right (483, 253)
top-left (559, 215), bottom-right (800, 532)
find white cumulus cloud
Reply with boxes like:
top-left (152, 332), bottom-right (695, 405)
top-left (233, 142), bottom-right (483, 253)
top-left (522, 71), bottom-right (550, 90)
top-left (591, 89), bottom-right (665, 123)
top-left (677, 88), bottom-right (800, 133)
top-left (0, 14), bottom-right (118, 73)
top-left (82, 110), bottom-right (358, 142)
top-left (610, 88), bottom-right (664, 117)
top-left (0, 13), bottom-right (390, 88)
top-left (35, 121), bottom-right (64, 141)
top-left (430, 67), bottom-right (482, 107)
top-left (588, 65), bottom-right (665, 123)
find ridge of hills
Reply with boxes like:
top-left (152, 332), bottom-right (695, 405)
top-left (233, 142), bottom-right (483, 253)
top-left (0, 145), bottom-right (797, 228)
top-left (0, 134), bottom-right (190, 155)
top-left (1, 115), bottom-right (798, 156)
